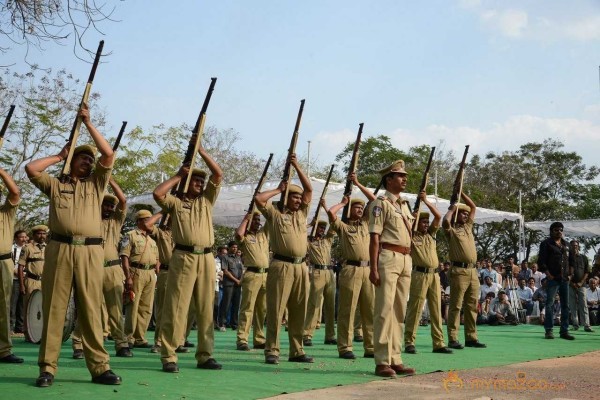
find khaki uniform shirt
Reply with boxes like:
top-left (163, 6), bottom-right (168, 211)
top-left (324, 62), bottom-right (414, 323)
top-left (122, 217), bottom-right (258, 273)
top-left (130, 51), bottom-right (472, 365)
top-left (237, 229), bottom-right (270, 268)
top-left (0, 198), bottom-right (18, 254)
top-left (155, 180), bottom-right (220, 247)
top-left (259, 202), bottom-right (308, 258)
top-left (120, 228), bottom-right (159, 265)
top-left (103, 208), bottom-right (126, 262)
top-left (150, 226), bottom-right (174, 266)
top-left (30, 163), bottom-right (111, 237)
top-left (307, 231), bottom-right (335, 266)
top-left (368, 191), bottom-right (413, 248)
top-left (19, 242), bottom-right (45, 276)
top-left (444, 220), bottom-right (477, 264)
top-left (331, 217), bottom-right (370, 262)
top-left (411, 226), bottom-right (439, 269)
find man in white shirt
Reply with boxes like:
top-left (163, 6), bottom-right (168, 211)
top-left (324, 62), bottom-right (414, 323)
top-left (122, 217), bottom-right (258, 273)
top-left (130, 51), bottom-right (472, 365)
top-left (516, 278), bottom-right (534, 315)
top-left (10, 230), bottom-right (28, 335)
top-left (530, 263), bottom-right (544, 288)
top-left (480, 276), bottom-right (502, 302)
top-left (585, 278), bottom-right (600, 326)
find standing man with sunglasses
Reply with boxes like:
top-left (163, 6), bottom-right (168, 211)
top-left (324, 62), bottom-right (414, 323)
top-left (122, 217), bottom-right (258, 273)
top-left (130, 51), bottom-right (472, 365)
top-left (538, 222), bottom-right (574, 340)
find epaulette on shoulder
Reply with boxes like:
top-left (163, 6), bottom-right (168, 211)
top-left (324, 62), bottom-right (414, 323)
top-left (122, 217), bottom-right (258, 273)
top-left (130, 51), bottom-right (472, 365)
top-left (377, 195), bottom-right (386, 201)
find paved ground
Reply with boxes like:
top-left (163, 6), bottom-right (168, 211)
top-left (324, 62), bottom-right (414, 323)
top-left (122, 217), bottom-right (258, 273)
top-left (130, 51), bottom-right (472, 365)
top-left (268, 350), bottom-right (600, 400)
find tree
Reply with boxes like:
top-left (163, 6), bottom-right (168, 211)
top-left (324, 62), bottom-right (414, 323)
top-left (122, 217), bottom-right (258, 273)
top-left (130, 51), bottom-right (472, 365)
top-left (0, 0), bottom-right (119, 62)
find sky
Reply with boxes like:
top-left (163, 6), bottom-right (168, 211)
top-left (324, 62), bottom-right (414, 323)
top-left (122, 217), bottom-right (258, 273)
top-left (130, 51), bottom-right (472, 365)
top-left (3, 0), bottom-right (600, 179)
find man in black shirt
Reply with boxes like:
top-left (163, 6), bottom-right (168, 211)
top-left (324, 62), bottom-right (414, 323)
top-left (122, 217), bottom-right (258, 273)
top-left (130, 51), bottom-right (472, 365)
top-left (568, 240), bottom-right (593, 332)
top-left (218, 241), bottom-right (243, 330)
top-left (537, 222), bottom-right (574, 340)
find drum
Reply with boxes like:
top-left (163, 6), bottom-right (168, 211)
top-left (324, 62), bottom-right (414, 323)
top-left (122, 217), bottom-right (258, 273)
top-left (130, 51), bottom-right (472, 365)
top-left (24, 289), bottom-right (43, 344)
top-left (24, 289), bottom-right (77, 344)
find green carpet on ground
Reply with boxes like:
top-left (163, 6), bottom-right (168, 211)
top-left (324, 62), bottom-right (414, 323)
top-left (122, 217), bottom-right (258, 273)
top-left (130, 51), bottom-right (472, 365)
top-left (0, 324), bottom-right (598, 399)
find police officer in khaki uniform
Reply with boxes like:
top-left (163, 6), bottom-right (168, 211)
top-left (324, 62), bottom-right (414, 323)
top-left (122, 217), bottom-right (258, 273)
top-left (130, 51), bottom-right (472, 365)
top-left (26, 104), bottom-right (121, 387)
top-left (443, 192), bottom-right (486, 349)
top-left (0, 167), bottom-right (23, 364)
top-left (404, 191), bottom-right (452, 355)
top-left (235, 211), bottom-right (269, 351)
top-left (255, 154), bottom-right (313, 365)
top-left (144, 211), bottom-right (174, 353)
top-left (120, 209), bottom-right (159, 348)
top-left (368, 160), bottom-right (415, 377)
top-left (303, 219), bottom-right (336, 347)
top-left (18, 225), bottom-right (47, 303)
top-left (327, 172), bottom-right (375, 359)
top-left (153, 143), bottom-right (223, 373)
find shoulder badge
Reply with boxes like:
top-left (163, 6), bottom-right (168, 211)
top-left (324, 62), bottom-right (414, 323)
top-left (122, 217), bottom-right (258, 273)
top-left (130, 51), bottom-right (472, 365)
top-left (372, 205), bottom-right (382, 217)
top-left (119, 235), bottom-right (130, 249)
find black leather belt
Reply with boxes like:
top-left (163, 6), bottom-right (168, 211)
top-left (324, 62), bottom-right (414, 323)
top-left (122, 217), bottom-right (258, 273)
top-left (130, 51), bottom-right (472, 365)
top-left (273, 253), bottom-right (305, 264)
top-left (25, 270), bottom-right (42, 281)
top-left (104, 259), bottom-right (121, 267)
top-left (174, 243), bottom-right (212, 254)
top-left (414, 266), bottom-right (436, 274)
top-left (451, 261), bottom-right (474, 268)
top-left (0, 252), bottom-right (12, 260)
top-left (160, 264), bottom-right (169, 271)
top-left (51, 233), bottom-right (103, 246)
top-left (130, 262), bottom-right (154, 270)
top-left (26, 257), bottom-right (44, 262)
top-left (312, 264), bottom-right (329, 270)
top-left (246, 266), bottom-right (268, 273)
top-left (346, 260), bottom-right (369, 267)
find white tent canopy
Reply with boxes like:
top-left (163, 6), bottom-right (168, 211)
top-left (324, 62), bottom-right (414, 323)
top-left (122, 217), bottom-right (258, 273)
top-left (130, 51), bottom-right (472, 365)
top-left (129, 177), bottom-right (521, 228)
top-left (526, 219), bottom-right (600, 238)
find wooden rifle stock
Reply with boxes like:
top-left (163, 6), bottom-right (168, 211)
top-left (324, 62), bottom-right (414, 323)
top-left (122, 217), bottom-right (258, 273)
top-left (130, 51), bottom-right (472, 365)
top-left (112, 121), bottom-right (127, 152)
top-left (309, 164), bottom-right (335, 239)
top-left (60, 40), bottom-right (104, 181)
top-left (0, 105), bottom-right (16, 151)
top-left (248, 153), bottom-right (274, 214)
top-left (278, 99), bottom-right (305, 212)
top-left (177, 77), bottom-right (218, 197)
top-left (341, 123), bottom-right (363, 222)
top-left (412, 147), bottom-right (436, 230)
top-left (450, 145), bottom-right (470, 222)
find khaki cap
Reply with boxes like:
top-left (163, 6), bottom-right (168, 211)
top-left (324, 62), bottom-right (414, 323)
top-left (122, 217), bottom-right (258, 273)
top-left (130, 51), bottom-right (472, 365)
top-left (350, 198), bottom-right (365, 206)
top-left (73, 144), bottom-right (97, 159)
top-left (288, 184), bottom-right (303, 195)
top-left (378, 160), bottom-right (407, 177)
top-left (192, 168), bottom-right (207, 179)
top-left (103, 194), bottom-right (119, 205)
top-left (418, 211), bottom-right (430, 220)
top-left (456, 204), bottom-right (471, 213)
top-left (317, 220), bottom-right (328, 227)
top-left (136, 210), bottom-right (153, 219)
top-left (31, 224), bottom-right (49, 233)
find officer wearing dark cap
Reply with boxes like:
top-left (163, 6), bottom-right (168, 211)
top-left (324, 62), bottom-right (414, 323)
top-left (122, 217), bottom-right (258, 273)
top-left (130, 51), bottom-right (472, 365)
top-left (26, 103), bottom-right (121, 386)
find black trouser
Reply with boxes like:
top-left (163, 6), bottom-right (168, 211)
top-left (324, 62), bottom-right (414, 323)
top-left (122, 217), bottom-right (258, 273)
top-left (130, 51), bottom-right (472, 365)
top-left (219, 284), bottom-right (241, 328)
top-left (10, 279), bottom-right (24, 332)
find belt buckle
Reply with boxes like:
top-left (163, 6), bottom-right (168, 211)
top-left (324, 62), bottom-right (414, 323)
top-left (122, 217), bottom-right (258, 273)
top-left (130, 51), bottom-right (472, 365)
top-left (192, 246), bottom-right (204, 255)
top-left (293, 256), bottom-right (303, 264)
top-left (258, 268), bottom-right (265, 273)
top-left (360, 260), bottom-right (369, 267)
top-left (72, 235), bottom-right (86, 246)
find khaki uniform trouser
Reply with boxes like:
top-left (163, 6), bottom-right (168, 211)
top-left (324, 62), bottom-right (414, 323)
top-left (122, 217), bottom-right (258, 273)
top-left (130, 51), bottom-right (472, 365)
top-left (303, 269), bottom-right (335, 341)
top-left (447, 267), bottom-right (479, 343)
top-left (184, 300), bottom-right (196, 344)
top-left (404, 269), bottom-right (445, 349)
top-left (0, 260), bottom-right (13, 358)
top-left (24, 277), bottom-right (42, 299)
top-left (160, 251), bottom-right (215, 364)
top-left (153, 270), bottom-right (168, 346)
top-left (236, 271), bottom-right (267, 346)
top-left (373, 250), bottom-right (411, 366)
top-left (337, 265), bottom-right (374, 355)
top-left (354, 310), bottom-right (363, 337)
top-left (39, 241), bottom-right (110, 377)
top-left (265, 260), bottom-right (309, 358)
top-left (125, 268), bottom-right (156, 345)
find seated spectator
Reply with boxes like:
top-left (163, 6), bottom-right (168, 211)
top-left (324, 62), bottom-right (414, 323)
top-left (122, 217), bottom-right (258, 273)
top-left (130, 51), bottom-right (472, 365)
top-left (530, 263), bottom-right (544, 288)
top-left (480, 276), bottom-right (502, 302)
top-left (516, 278), bottom-right (534, 315)
top-left (488, 290), bottom-right (518, 325)
top-left (480, 260), bottom-right (500, 284)
top-left (477, 292), bottom-right (495, 325)
top-left (441, 290), bottom-right (450, 324)
top-left (586, 278), bottom-right (600, 326)
top-left (517, 261), bottom-right (532, 281)
top-left (527, 277), bottom-right (537, 292)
